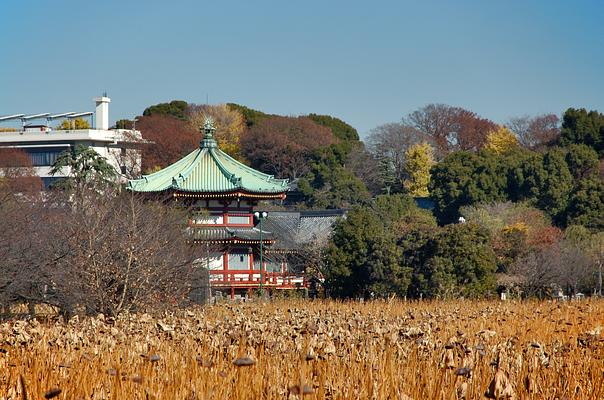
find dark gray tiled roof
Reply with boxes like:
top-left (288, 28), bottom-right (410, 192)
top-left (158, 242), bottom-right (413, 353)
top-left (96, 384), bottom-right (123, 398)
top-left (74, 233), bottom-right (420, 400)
top-left (262, 210), bottom-right (346, 250)
top-left (190, 227), bottom-right (275, 242)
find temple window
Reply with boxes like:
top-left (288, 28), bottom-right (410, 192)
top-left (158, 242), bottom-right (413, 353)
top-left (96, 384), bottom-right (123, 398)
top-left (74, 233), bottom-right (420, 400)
top-left (226, 214), bottom-right (251, 225)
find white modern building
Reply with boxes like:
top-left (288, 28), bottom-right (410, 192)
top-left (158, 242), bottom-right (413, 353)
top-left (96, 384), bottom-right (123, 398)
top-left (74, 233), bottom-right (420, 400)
top-left (0, 96), bottom-right (144, 187)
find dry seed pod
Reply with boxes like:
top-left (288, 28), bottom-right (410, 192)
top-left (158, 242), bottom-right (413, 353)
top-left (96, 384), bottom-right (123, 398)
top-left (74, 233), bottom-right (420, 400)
top-left (44, 388), bottom-right (62, 399)
top-left (323, 342), bottom-right (336, 355)
top-left (288, 384), bottom-right (314, 395)
top-left (484, 369), bottom-right (516, 399)
top-left (196, 356), bottom-right (214, 367)
top-left (456, 381), bottom-right (468, 399)
top-left (233, 357), bottom-right (255, 367)
top-left (441, 348), bottom-right (455, 369)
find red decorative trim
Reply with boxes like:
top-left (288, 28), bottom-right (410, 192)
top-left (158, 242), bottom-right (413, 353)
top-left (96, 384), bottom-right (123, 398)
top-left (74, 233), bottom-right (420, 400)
top-left (193, 238), bottom-right (275, 244)
top-left (210, 282), bottom-right (305, 289)
top-left (173, 190), bottom-right (287, 200)
top-left (209, 269), bottom-right (288, 276)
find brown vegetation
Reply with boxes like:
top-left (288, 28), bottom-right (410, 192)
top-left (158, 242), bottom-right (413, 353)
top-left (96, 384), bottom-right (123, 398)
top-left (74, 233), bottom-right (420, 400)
top-left (241, 116), bottom-right (335, 179)
top-left (0, 148), bottom-right (43, 199)
top-left (405, 104), bottom-right (497, 158)
top-left (136, 115), bottom-right (198, 173)
top-left (1, 300), bottom-right (602, 399)
top-left (0, 190), bottom-right (200, 318)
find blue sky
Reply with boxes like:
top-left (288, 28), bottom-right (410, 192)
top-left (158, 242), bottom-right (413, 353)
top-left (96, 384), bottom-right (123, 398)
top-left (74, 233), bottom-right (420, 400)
top-left (1, 0), bottom-right (603, 137)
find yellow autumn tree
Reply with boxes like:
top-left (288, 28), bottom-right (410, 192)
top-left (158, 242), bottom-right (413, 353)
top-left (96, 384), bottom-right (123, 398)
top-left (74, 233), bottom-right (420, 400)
top-left (403, 142), bottom-right (434, 197)
top-left (484, 126), bottom-right (519, 154)
top-left (188, 104), bottom-right (246, 160)
top-left (57, 118), bottom-right (90, 130)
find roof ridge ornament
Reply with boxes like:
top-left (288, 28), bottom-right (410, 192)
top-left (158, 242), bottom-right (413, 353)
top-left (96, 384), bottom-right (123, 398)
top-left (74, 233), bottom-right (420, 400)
top-left (200, 116), bottom-right (218, 148)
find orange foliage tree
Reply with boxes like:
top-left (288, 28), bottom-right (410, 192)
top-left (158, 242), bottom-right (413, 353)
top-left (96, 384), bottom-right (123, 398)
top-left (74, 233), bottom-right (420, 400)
top-left (0, 147), bottom-right (42, 199)
top-left (136, 115), bottom-right (199, 173)
top-left (240, 116), bottom-right (335, 179)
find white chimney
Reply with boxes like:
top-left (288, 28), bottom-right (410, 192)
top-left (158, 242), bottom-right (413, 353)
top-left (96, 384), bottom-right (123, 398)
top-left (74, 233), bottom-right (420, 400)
top-left (94, 96), bottom-right (111, 130)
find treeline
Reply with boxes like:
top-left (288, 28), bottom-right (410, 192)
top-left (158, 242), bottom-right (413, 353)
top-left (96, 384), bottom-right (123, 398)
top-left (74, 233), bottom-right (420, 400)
top-left (121, 100), bottom-right (604, 299)
top-left (2, 99), bottom-right (601, 312)
top-left (323, 194), bottom-right (603, 299)
top-left (133, 100), bottom-right (602, 227)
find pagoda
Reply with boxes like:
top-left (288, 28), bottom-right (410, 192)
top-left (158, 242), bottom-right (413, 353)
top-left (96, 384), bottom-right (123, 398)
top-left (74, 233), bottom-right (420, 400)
top-left (127, 118), bottom-right (299, 299)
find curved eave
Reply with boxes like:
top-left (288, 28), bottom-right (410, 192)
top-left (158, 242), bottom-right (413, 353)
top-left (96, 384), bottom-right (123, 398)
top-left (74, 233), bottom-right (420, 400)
top-left (192, 238), bottom-right (276, 245)
top-left (173, 190), bottom-right (287, 200)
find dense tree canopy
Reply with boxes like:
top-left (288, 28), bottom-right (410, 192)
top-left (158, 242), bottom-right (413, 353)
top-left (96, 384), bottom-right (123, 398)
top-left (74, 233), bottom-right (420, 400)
top-left (323, 195), bottom-right (427, 298)
top-left (297, 147), bottom-right (371, 209)
top-left (143, 100), bottom-right (189, 120)
top-left (323, 194), bottom-right (496, 299)
top-left (226, 103), bottom-right (269, 127)
top-left (136, 114), bottom-right (198, 172)
top-left (560, 108), bottom-right (604, 156)
top-left (565, 177), bottom-right (604, 231)
top-left (429, 151), bottom-right (508, 224)
top-left (565, 144), bottom-right (599, 179)
top-left (240, 116), bottom-right (334, 179)
top-left (307, 114), bottom-right (359, 142)
top-left (409, 223), bottom-right (497, 299)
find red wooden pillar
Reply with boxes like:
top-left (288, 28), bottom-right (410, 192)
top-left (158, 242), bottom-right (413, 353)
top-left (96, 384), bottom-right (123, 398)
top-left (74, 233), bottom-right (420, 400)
top-left (223, 251), bottom-right (229, 283)
top-left (231, 286), bottom-right (235, 300)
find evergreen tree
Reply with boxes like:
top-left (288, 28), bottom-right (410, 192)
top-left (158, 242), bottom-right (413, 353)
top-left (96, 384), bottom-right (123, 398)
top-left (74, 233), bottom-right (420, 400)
top-left (565, 177), bottom-right (604, 231)
top-left (560, 108), bottom-right (604, 156)
top-left (50, 145), bottom-right (116, 193)
top-left (323, 194), bottom-right (424, 297)
top-left (307, 114), bottom-right (359, 142)
top-left (429, 151), bottom-right (507, 224)
top-left (410, 223), bottom-right (497, 299)
top-left (565, 144), bottom-right (599, 179)
top-left (142, 100), bottom-right (189, 120)
top-left (537, 148), bottom-right (574, 221)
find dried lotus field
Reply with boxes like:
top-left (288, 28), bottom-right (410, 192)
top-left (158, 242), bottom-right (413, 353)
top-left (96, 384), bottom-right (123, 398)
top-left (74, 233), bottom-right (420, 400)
top-left (1, 300), bottom-right (603, 399)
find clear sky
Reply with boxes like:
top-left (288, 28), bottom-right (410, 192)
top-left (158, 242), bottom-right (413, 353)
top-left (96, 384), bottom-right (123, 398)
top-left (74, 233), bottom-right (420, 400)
top-left (1, 0), bottom-right (603, 137)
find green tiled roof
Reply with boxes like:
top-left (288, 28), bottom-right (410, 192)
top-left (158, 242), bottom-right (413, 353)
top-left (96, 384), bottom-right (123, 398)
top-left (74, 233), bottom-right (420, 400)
top-left (127, 118), bottom-right (289, 194)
